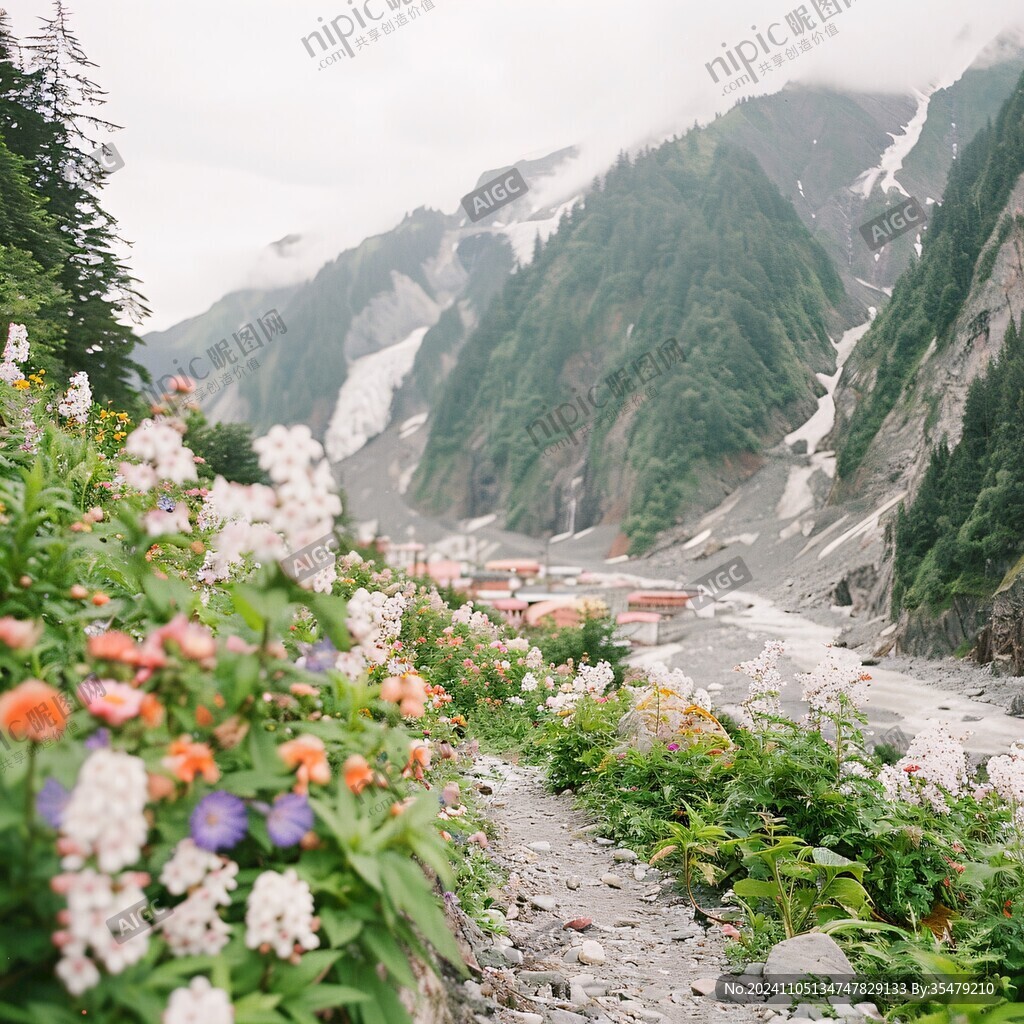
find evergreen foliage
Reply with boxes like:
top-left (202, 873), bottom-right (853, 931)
top-left (0, 3), bottom-right (147, 405)
top-left (893, 317), bottom-right (1024, 614)
top-left (838, 70), bottom-right (1024, 479)
top-left (414, 137), bottom-right (843, 550)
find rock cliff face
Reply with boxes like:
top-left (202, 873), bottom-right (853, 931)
top-left (973, 560), bottom-right (1024, 677)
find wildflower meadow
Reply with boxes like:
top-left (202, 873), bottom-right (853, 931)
top-left (1, 322), bottom-right (1024, 1023)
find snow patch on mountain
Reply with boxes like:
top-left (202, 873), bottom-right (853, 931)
top-left (325, 328), bottom-right (428, 463)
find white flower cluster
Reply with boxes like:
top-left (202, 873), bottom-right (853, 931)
top-left (245, 869), bottom-right (320, 959)
top-left (1, 323), bottom-right (29, 382)
top-left (736, 640), bottom-right (786, 724)
top-left (121, 419), bottom-right (198, 490)
top-left (346, 586), bottom-right (408, 667)
top-left (878, 722), bottom-right (972, 814)
top-left (159, 839), bottom-right (238, 956)
top-left (986, 741), bottom-right (1024, 827)
top-left (201, 425), bottom-right (341, 593)
top-left (621, 664), bottom-right (716, 743)
top-left (58, 370), bottom-right (93, 425)
top-left (798, 646), bottom-right (869, 724)
top-left (520, 672), bottom-right (539, 692)
top-left (163, 976), bottom-right (234, 1024)
top-left (61, 749), bottom-right (149, 873)
top-left (54, 868), bottom-right (150, 995)
top-left (543, 660), bottom-right (617, 724)
top-left (525, 645), bottom-right (546, 670)
top-left (644, 663), bottom-right (713, 711)
top-left (450, 601), bottom-right (499, 634)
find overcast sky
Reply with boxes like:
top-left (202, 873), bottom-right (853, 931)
top-left (3, 0), bottom-right (1024, 331)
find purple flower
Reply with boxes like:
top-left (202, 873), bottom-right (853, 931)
top-left (190, 791), bottom-right (248, 851)
top-left (84, 728), bottom-right (110, 750)
top-left (298, 639), bottom-right (338, 674)
top-left (666, 743), bottom-right (680, 752)
top-left (36, 777), bottom-right (70, 828)
top-left (263, 793), bottom-right (313, 847)
top-left (157, 495), bottom-right (176, 512)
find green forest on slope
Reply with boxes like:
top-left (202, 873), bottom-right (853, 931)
top-left (414, 136), bottom-right (844, 550)
top-left (893, 315), bottom-right (1024, 615)
top-left (837, 68), bottom-right (1024, 480)
top-left (0, 7), bottom-right (147, 406)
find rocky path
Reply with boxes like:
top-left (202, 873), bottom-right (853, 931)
top-left (461, 755), bottom-right (765, 1024)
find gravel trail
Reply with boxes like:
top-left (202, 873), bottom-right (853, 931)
top-left (466, 756), bottom-right (765, 1024)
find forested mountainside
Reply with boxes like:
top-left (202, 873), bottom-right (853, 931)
top-left (412, 139), bottom-right (845, 550)
top-left (0, 9), bottom-right (147, 405)
top-left (820, 68), bottom-right (1024, 669)
top-left (836, 68), bottom-right (1024, 482)
top-left (138, 42), bottom-right (1024, 457)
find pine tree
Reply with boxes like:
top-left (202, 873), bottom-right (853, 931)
top-left (17, 2), bottom-right (149, 404)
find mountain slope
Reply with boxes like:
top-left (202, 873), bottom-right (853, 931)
top-left (412, 138), bottom-right (845, 550)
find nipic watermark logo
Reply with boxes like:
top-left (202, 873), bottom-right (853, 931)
top-left (280, 533), bottom-right (339, 585)
top-left (301, 0), bottom-right (437, 69)
top-left (859, 197), bottom-right (927, 252)
top-left (461, 168), bottom-right (529, 224)
top-left (687, 556), bottom-right (753, 612)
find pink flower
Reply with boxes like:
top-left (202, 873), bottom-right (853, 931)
top-left (721, 924), bottom-right (741, 939)
top-left (226, 635), bottom-right (258, 655)
top-left (0, 616), bottom-right (42, 649)
top-left (154, 614), bottom-right (216, 662)
top-left (84, 681), bottom-right (144, 726)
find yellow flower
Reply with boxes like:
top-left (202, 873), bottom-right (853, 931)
top-left (99, 409), bottom-right (110, 419)
top-left (13, 380), bottom-right (29, 390)
top-left (94, 431), bottom-right (106, 442)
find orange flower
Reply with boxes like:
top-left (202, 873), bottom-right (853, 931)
top-left (403, 741), bottom-right (431, 781)
top-left (343, 754), bottom-right (374, 795)
top-left (164, 736), bottom-right (220, 784)
top-left (141, 693), bottom-right (164, 728)
top-left (0, 616), bottom-right (43, 650)
top-left (195, 705), bottom-right (214, 727)
top-left (278, 735), bottom-right (331, 792)
top-left (147, 772), bottom-right (176, 802)
top-left (87, 631), bottom-right (138, 663)
top-left (0, 679), bottom-right (63, 742)
top-left (289, 683), bottom-right (319, 697)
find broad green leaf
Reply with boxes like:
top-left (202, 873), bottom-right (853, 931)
top-left (360, 927), bottom-right (418, 990)
top-left (732, 878), bottom-right (779, 900)
top-left (295, 985), bottom-right (371, 1010)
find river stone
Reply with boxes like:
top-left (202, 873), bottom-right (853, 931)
top-left (691, 978), bottom-right (719, 996)
top-left (601, 873), bottom-right (623, 888)
top-left (566, 875), bottom-right (582, 890)
top-left (578, 940), bottom-right (606, 965)
top-left (526, 840), bottom-right (551, 854)
top-left (764, 933), bottom-right (854, 981)
top-left (612, 848), bottom-right (638, 863)
top-left (531, 895), bottom-right (557, 912)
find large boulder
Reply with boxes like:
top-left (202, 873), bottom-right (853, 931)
top-left (764, 933), bottom-right (854, 982)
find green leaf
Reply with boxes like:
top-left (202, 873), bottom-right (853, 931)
top-left (732, 878), bottom-right (780, 901)
top-left (810, 847), bottom-right (865, 879)
top-left (303, 592), bottom-right (351, 651)
top-left (348, 852), bottom-right (383, 891)
top-left (822, 877), bottom-right (871, 914)
top-left (271, 951), bottom-right (343, 996)
top-left (294, 985), bottom-right (371, 1010)
top-left (319, 908), bottom-right (363, 948)
top-left (360, 927), bottom-right (418, 989)
top-left (383, 854), bottom-right (465, 968)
